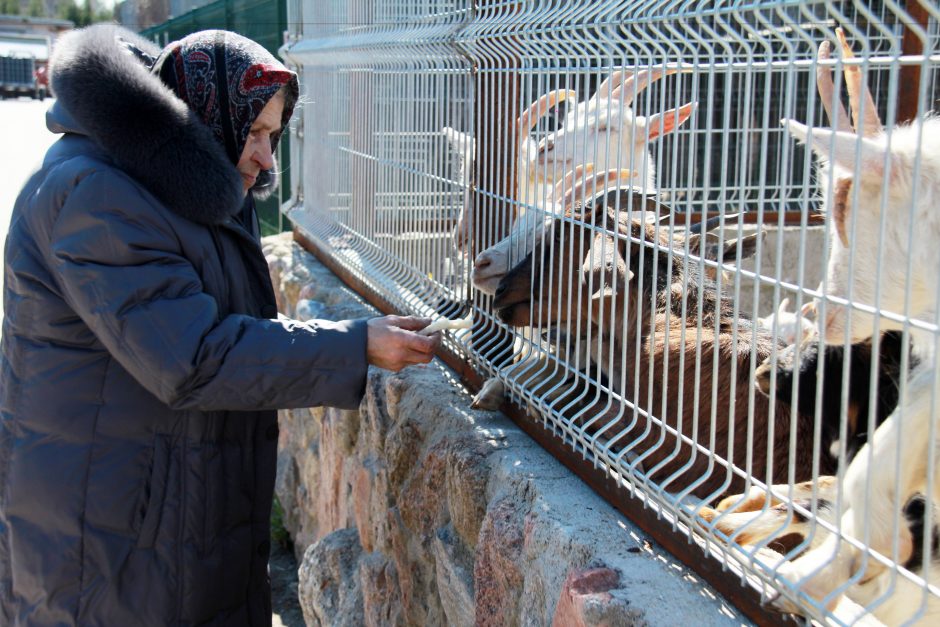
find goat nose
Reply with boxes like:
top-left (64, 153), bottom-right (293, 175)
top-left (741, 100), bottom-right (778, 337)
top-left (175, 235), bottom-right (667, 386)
top-left (474, 255), bottom-right (490, 271)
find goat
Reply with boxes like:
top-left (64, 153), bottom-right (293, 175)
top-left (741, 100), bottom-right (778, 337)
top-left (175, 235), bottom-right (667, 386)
top-left (444, 89), bottom-right (577, 256)
top-left (756, 297), bottom-right (816, 347)
top-left (469, 168), bottom-right (752, 412)
top-left (707, 29), bottom-right (940, 623)
top-left (766, 30), bottom-right (940, 619)
top-left (472, 68), bottom-right (695, 295)
top-left (530, 68), bottom-right (696, 193)
top-left (756, 331), bottom-right (914, 464)
top-left (700, 330), bottom-right (911, 512)
top-left (491, 190), bottom-right (833, 498)
top-left (473, 180), bottom-right (764, 414)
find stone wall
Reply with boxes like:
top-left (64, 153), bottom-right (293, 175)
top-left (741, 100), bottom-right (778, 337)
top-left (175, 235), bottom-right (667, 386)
top-left (263, 233), bottom-right (750, 626)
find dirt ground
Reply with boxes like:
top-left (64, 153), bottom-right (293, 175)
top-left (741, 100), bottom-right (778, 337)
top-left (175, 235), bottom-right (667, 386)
top-left (270, 537), bottom-right (305, 627)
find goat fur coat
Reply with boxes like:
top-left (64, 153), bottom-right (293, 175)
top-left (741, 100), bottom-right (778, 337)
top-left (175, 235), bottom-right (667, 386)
top-left (0, 25), bottom-right (368, 626)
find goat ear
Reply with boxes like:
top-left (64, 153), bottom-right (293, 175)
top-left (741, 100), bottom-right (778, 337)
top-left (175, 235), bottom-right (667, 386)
top-left (590, 232), bottom-right (634, 308)
top-left (644, 102), bottom-right (697, 142)
top-left (686, 232), bottom-right (716, 257)
top-left (726, 230), bottom-right (764, 264)
top-left (781, 119), bottom-right (887, 175)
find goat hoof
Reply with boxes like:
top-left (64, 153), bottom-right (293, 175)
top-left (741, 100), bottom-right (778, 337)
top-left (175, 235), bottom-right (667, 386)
top-left (696, 506), bottom-right (719, 523)
top-left (471, 378), bottom-right (505, 411)
top-left (767, 589), bottom-right (805, 616)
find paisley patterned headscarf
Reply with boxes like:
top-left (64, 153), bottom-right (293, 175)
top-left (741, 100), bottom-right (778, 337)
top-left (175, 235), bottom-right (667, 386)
top-left (151, 30), bottom-right (298, 168)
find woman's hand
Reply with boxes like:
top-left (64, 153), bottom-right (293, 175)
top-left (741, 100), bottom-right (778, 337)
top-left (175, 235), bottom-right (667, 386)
top-left (366, 316), bottom-right (441, 371)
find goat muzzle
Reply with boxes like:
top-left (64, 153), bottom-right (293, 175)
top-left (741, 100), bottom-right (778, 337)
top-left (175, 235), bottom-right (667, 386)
top-left (492, 269), bottom-right (534, 326)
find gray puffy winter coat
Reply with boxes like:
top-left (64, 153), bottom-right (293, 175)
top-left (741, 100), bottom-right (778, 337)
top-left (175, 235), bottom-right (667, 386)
top-left (0, 26), bottom-right (368, 626)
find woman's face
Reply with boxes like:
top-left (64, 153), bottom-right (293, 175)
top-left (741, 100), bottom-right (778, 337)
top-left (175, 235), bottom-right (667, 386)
top-left (236, 91), bottom-right (286, 194)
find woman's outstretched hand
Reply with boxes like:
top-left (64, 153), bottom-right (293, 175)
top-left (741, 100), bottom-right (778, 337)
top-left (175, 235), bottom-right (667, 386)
top-left (366, 316), bottom-right (441, 371)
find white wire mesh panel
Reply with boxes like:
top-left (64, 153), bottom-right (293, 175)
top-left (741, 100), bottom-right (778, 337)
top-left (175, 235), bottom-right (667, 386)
top-left (283, 1), bottom-right (940, 624)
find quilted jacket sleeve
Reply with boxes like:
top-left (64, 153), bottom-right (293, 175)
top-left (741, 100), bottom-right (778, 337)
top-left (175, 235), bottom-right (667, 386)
top-left (47, 170), bottom-right (369, 411)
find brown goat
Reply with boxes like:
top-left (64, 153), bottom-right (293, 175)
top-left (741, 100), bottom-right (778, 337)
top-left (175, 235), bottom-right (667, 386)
top-left (493, 192), bottom-right (836, 498)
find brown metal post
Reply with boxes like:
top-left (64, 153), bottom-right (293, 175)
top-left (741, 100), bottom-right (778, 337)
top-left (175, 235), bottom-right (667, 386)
top-left (470, 2), bottom-right (521, 259)
top-left (898, 0), bottom-right (930, 124)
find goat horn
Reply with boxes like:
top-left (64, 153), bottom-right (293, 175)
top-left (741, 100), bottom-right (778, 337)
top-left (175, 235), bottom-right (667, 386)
top-left (562, 169), bottom-right (637, 215)
top-left (593, 67), bottom-right (681, 107)
top-left (816, 40), bottom-right (852, 132)
top-left (835, 28), bottom-right (883, 137)
top-left (684, 212), bottom-right (742, 234)
top-left (516, 89), bottom-right (579, 137)
top-left (552, 163), bottom-right (594, 203)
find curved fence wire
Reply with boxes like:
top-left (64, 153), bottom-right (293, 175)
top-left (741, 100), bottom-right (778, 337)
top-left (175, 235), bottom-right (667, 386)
top-left (281, 2), bottom-right (940, 624)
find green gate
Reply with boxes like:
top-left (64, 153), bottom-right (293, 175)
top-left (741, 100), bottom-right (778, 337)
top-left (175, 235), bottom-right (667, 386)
top-left (141, 0), bottom-right (291, 236)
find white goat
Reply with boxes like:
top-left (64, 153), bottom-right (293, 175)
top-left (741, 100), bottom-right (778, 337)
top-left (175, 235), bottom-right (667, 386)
top-left (733, 30), bottom-right (940, 624)
top-left (530, 67), bottom-right (696, 193)
top-left (472, 68), bottom-right (696, 295)
top-left (443, 89), bottom-right (578, 256)
top-left (757, 297), bottom-right (816, 346)
top-left (441, 125), bottom-right (475, 247)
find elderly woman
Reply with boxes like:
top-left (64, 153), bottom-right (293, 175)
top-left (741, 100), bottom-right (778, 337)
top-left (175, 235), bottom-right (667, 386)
top-left (0, 25), bottom-right (439, 625)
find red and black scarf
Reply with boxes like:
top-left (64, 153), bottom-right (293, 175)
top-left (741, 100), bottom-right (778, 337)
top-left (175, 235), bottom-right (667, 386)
top-left (152, 30), bottom-right (298, 166)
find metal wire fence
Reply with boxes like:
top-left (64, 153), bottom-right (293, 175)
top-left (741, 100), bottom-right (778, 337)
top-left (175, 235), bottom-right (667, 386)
top-left (281, 1), bottom-right (940, 624)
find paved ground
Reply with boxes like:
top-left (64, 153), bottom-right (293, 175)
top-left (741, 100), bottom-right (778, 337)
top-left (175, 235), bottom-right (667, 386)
top-left (1, 96), bottom-right (305, 625)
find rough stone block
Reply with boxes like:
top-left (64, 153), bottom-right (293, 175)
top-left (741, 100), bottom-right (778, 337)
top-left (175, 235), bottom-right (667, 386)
top-left (297, 528), bottom-right (365, 627)
top-left (432, 525), bottom-right (475, 627)
top-left (551, 567), bottom-right (646, 627)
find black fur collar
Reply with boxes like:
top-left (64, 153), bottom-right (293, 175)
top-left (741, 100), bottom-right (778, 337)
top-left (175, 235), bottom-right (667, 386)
top-left (48, 24), bottom-right (247, 225)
